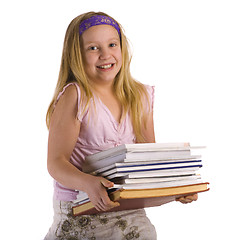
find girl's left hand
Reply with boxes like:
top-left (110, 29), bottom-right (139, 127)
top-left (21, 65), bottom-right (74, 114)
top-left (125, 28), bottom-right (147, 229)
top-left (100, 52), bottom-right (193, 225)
top-left (176, 193), bottom-right (198, 204)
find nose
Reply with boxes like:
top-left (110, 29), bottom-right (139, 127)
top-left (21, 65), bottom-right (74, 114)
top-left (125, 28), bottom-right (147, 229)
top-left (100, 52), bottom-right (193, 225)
top-left (99, 47), bottom-right (111, 60)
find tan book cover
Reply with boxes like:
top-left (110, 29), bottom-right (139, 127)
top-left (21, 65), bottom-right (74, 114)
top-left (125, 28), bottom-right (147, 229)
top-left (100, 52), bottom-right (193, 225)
top-left (72, 182), bottom-right (209, 216)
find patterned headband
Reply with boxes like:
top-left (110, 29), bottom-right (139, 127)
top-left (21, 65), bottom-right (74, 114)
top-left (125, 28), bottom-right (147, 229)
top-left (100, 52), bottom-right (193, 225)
top-left (79, 15), bottom-right (121, 36)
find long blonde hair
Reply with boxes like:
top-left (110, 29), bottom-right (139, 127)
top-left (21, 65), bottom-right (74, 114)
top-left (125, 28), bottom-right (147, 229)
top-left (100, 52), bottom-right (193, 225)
top-left (46, 11), bottom-right (149, 142)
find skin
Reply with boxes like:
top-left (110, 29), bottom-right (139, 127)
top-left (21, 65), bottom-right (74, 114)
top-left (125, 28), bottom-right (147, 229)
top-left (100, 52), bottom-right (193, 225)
top-left (47, 24), bottom-right (197, 213)
top-left (176, 193), bottom-right (198, 204)
top-left (81, 25), bottom-right (123, 123)
top-left (47, 84), bottom-right (119, 212)
top-left (47, 25), bottom-right (124, 212)
top-left (81, 25), bottom-right (122, 88)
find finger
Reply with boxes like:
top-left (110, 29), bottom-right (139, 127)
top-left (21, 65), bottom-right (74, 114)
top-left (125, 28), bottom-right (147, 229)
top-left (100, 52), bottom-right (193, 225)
top-left (185, 194), bottom-right (198, 202)
top-left (176, 196), bottom-right (191, 204)
top-left (92, 194), bottom-right (116, 211)
top-left (176, 196), bottom-right (185, 202)
top-left (95, 201), bottom-right (106, 211)
top-left (104, 200), bottom-right (120, 209)
top-left (93, 198), bottom-right (107, 211)
top-left (185, 197), bottom-right (194, 202)
top-left (176, 193), bottom-right (198, 203)
top-left (100, 178), bottom-right (114, 188)
top-left (191, 193), bottom-right (198, 201)
top-left (101, 194), bottom-right (120, 209)
top-left (95, 200), bottom-right (118, 212)
top-left (176, 197), bottom-right (187, 204)
top-left (184, 198), bottom-right (193, 203)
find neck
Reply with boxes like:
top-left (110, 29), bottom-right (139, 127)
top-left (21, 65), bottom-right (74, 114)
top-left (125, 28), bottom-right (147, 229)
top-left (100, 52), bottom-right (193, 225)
top-left (89, 80), bottom-right (115, 95)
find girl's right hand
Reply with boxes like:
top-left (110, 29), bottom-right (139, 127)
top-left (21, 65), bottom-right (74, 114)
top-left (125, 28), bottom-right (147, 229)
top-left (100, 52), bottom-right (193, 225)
top-left (84, 175), bottom-right (120, 212)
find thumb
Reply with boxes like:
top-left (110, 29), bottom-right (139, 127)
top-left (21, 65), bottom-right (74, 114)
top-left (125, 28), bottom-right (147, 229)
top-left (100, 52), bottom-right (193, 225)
top-left (100, 178), bottom-right (114, 188)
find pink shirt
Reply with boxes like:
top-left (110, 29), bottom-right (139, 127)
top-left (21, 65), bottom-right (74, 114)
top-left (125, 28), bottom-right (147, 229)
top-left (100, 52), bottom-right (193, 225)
top-left (53, 82), bottom-right (154, 201)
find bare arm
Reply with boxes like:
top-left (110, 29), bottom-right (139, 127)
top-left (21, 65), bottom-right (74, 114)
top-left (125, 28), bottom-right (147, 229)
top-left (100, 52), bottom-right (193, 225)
top-left (142, 110), bottom-right (156, 143)
top-left (47, 85), bottom-right (119, 211)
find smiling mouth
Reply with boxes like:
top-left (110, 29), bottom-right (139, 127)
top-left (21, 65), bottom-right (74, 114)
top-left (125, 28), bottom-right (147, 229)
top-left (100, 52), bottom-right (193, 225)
top-left (97, 64), bottom-right (114, 69)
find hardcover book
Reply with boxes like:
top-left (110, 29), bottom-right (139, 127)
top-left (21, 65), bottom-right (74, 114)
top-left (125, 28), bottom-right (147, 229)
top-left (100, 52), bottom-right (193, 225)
top-left (72, 182), bottom-right (209, 216)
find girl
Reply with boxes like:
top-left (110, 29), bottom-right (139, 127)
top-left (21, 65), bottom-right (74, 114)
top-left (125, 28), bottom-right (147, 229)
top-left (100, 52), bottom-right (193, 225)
top-left (44, 11), bottom-right (197, 240)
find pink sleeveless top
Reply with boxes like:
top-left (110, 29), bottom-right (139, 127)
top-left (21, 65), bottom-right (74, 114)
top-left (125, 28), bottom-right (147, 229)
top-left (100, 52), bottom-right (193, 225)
top-left (53, 82), bottom-right (154, 201)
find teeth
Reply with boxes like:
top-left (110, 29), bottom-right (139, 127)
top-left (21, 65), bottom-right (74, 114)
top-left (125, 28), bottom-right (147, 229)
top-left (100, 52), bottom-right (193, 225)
top-left (98, 64), bottom-right (112, 69)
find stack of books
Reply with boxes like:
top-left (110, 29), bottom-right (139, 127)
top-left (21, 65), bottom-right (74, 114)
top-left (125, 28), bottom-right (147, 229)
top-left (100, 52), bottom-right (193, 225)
top-left (72, 143), bottom-right (209, 216)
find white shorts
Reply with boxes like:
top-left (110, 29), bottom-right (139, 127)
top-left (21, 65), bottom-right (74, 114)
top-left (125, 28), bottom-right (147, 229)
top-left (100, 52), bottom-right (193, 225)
top-left (44, 198), bottom-right (157, 240)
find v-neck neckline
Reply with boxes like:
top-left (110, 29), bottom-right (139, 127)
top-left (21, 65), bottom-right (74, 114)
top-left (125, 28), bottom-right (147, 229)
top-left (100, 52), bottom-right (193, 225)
top-left (94, 94), bottom-right (123, 126)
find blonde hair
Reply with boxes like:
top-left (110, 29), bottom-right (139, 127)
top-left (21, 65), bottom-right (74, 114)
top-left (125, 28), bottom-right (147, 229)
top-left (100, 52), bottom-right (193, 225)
top-left (46, 11), bottom-right (149, 142)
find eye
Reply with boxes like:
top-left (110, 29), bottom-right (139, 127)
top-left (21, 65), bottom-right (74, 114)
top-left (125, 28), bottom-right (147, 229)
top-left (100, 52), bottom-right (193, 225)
top-left (88, 46), bottom-right (98, 51)
top-left (109, 43), bottom-right (117, 47)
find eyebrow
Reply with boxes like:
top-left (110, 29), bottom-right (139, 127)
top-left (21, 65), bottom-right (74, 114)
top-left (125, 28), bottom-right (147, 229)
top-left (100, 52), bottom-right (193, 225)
top-left (83, 37), bottom-right (120, 46)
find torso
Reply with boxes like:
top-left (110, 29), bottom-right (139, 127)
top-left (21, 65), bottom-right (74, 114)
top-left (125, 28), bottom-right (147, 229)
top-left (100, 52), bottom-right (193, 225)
top-left (54, 82), bottom-right (154, 201)
top-left (95, 92), bottom-right (122, 124)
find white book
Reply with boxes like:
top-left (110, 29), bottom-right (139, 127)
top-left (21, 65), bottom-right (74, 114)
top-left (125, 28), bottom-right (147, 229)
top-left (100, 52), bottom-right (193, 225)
top-left (106, 168), bottom-right (200, 180)
top-left (73, 189), bottom-right (117, 205)
top-left (83, 152), bottom-right (202, 173)
top-left (119, 151), bottom-right (191, 161)
top-left (113, 178), bottom-right (203, 190)
top-left (92, 159), bottom-right (202, 175)
top-left (75, 191), bottom-right (89, 203)
top-left (118, 174), bottom-right (200, 184)
top-left (85, 143), bottom-right (192, 162)
top-left (99, 163), bottom-right (202, 178)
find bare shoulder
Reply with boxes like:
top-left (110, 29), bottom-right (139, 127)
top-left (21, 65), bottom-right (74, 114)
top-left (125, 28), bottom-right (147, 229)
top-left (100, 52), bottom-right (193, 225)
top-left (47, 84), bottom-right (81, 168)
top-left (51, 84), bottom-right (79, 125)
top-left (57, 84), bottom-right (78, 105)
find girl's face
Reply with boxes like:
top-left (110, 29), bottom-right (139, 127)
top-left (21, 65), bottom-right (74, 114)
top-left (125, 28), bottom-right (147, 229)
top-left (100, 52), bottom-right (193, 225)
top-left (81, 25), bottom-right (122, 86)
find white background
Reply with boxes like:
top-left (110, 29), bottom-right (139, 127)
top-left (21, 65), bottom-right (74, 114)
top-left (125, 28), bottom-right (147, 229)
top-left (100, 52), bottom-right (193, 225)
top-left (0, 0), bottom-right (228, 239)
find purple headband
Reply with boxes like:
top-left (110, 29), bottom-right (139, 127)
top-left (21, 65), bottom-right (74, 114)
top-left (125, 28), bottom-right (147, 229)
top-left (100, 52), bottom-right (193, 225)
top-left (79, 15), bottom-right (121, 36)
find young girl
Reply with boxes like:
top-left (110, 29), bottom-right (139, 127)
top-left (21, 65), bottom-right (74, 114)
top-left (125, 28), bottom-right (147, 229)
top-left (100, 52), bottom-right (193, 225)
top-left (44, 11), bottom-right (197, 240)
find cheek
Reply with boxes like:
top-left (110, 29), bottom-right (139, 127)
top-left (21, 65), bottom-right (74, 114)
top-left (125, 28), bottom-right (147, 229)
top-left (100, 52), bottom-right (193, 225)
top-left (117, 53), bottom-right (122, 69)
top-left (83, 53), bottom-right (92, 65)
top-left (114, 49), bottom-right (122, 66)
top-left (83, 54), bottom-right (97, 72)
